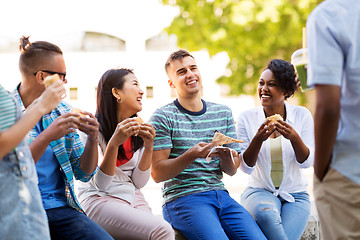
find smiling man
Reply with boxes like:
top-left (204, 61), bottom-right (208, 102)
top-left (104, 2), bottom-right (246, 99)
top-left (149, 49), bottom-right (266, 240)
top-left (13, 36), bottom-right (113, 240)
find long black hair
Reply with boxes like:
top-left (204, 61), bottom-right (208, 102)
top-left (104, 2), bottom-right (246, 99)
top-left (95, 68), bottom-right (143, 158)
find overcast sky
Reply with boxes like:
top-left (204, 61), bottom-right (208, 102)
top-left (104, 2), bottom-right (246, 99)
top-left (0, 0), bottom-right (178, 43)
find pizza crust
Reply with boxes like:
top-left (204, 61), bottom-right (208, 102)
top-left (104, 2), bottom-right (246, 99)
top-left (211, 131), bottom-right (245, 146)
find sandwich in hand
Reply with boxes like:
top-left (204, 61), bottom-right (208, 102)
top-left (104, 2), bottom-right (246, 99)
top-left (70, 108), bottom-right (88, 123)
top-left (265, 114), bottom-right (283, 125)
top-left (134, 116), bottom-right (144, 136)
top-left (211, 130), bottom-right (245, 146)
top-left (135, 116), bottom-right (144, 125)
top-left (43, 74), bottom-right (61, 87)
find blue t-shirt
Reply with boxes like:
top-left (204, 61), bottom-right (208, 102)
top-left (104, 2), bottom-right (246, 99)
top-left (35, 121), bottom-right (67, 209)
top-left (150, 99), bottom-right (241, 203)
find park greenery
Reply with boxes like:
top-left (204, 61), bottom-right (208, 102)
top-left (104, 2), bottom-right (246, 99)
top-left (162, 0), bottom-right (323, 101)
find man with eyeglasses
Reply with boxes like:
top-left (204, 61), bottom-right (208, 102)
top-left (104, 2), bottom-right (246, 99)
top-left (33, 70), bottom-right (67, 82)
top-left (12, 36), bottom-right (113, 240)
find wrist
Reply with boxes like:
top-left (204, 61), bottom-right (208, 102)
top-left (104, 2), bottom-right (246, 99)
top-left (108, 137), bottom-right (121, 147)
top-left (87, 135), bottom-right (98, 143)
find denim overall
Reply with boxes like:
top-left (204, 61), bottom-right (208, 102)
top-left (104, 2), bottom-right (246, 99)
top-left (0, 97), bottom-right (50, 240)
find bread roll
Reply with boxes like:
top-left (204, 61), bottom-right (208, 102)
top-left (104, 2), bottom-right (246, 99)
top-left (265, 114), bottom-right (283, 125)
top-left (43, 74), bottom-right (60, 87)
top-left (70, 108), bottom-right (88, 123)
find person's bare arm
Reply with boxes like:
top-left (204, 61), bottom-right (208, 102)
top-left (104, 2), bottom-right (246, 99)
top-left (151, 142), bottom-right (215, 183)
top-left (137, 123), bottom-right (156, 171)
top-left (314, 84), bottom-right (340, 180)
top-left (243, 120), bottom-right (275, 167)
top-left (29, 112), bottom-right (79, 163)
top-left (276, 120), bottom-right (310, 163)
top-left (99, 118), bottom-right (140, 176)
top-left (0, 81), bottom-right (65, 159)
top-left (78, 112), bottom-right (99, 175)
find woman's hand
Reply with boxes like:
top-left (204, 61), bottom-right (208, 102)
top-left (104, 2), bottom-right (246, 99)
top-left (275, 120), bottom-right (299, 141)
top-left (137, 123), bottom-right (156, 149)
top-left (110, 118), bottom-right (141, 146)
top-left (275, 119), bottom-right (310, 163)
top-left (255, 119), bottom-right (276, 142)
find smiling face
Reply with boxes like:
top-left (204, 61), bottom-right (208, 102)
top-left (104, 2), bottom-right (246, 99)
top-left (258, 69), bottom-right (286, 110)
top-left (114, 73), bottom-right (144, 118)
top-left (167, 56), bottom-right (202, 98)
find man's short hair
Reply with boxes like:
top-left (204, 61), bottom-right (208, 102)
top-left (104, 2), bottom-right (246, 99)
top-left (19, 36), bottom-right (63, 75)
top-left (165, 49), bottom-right (195, 74)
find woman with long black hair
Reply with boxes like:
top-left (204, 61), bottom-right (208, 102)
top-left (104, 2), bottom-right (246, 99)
top-left (77, 68), bottom-right (174, 240)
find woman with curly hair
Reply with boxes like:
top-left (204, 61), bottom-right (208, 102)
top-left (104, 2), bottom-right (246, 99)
top-left (236, 59), bottom-right (314, 240)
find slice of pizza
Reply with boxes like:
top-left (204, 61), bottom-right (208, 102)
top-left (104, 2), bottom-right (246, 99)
top-left (211, 131), bottom-right (245, 146)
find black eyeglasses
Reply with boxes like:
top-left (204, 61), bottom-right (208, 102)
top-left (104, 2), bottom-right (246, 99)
top-left (34, 70), bottom-right (66, 81)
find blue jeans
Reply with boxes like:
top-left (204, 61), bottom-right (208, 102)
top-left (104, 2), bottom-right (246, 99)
top-left (163, 190), bottom-right (266, 240)
top-left (241, 187), bottom-right (310, 240)
top-left (46, 206), bottom-right (114, 240)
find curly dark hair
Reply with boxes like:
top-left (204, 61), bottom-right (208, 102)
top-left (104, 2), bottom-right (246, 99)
top-left (266, 59), bottom-right (298, 99)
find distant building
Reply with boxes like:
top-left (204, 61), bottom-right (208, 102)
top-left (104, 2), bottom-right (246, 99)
top-left (0, 31), bottom-right (254, 121)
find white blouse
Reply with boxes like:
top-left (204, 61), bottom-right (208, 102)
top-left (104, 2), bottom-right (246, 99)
top-left (76, 134), bottom-right (151, 204)
top-left (236, 103), bottom-right (314, 202)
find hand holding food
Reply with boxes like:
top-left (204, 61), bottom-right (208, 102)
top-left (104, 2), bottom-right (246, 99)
top-left (43, 74), bottom-right (61, 87)
top-left (70, 108), bottom-right (89, 123)
top-left (265, 114), bottom-right (283, 125)
top-left (134, 116), bottom-right (144, 136)
top-left (135, 116), bottom-right (144, 125)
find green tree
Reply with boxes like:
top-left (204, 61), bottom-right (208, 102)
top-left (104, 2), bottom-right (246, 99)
top-left (162, 0), bottom-right (322, 98)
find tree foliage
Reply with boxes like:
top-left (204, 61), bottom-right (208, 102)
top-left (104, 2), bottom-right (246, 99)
top-left (162, 0), bottom-right (322, 96)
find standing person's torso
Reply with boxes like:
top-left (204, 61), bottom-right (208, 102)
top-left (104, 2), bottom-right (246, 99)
top-left (150, 99), bottom-right (241, 203)
top-left (307, 0), bottom-right (360, 184)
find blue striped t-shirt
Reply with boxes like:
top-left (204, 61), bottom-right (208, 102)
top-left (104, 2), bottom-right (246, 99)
top-left (150, 99), bottom-right (241, 203)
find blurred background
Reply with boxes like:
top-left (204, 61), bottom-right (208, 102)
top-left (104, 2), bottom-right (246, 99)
top-left (0, 0), bottom-right (322, 215)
